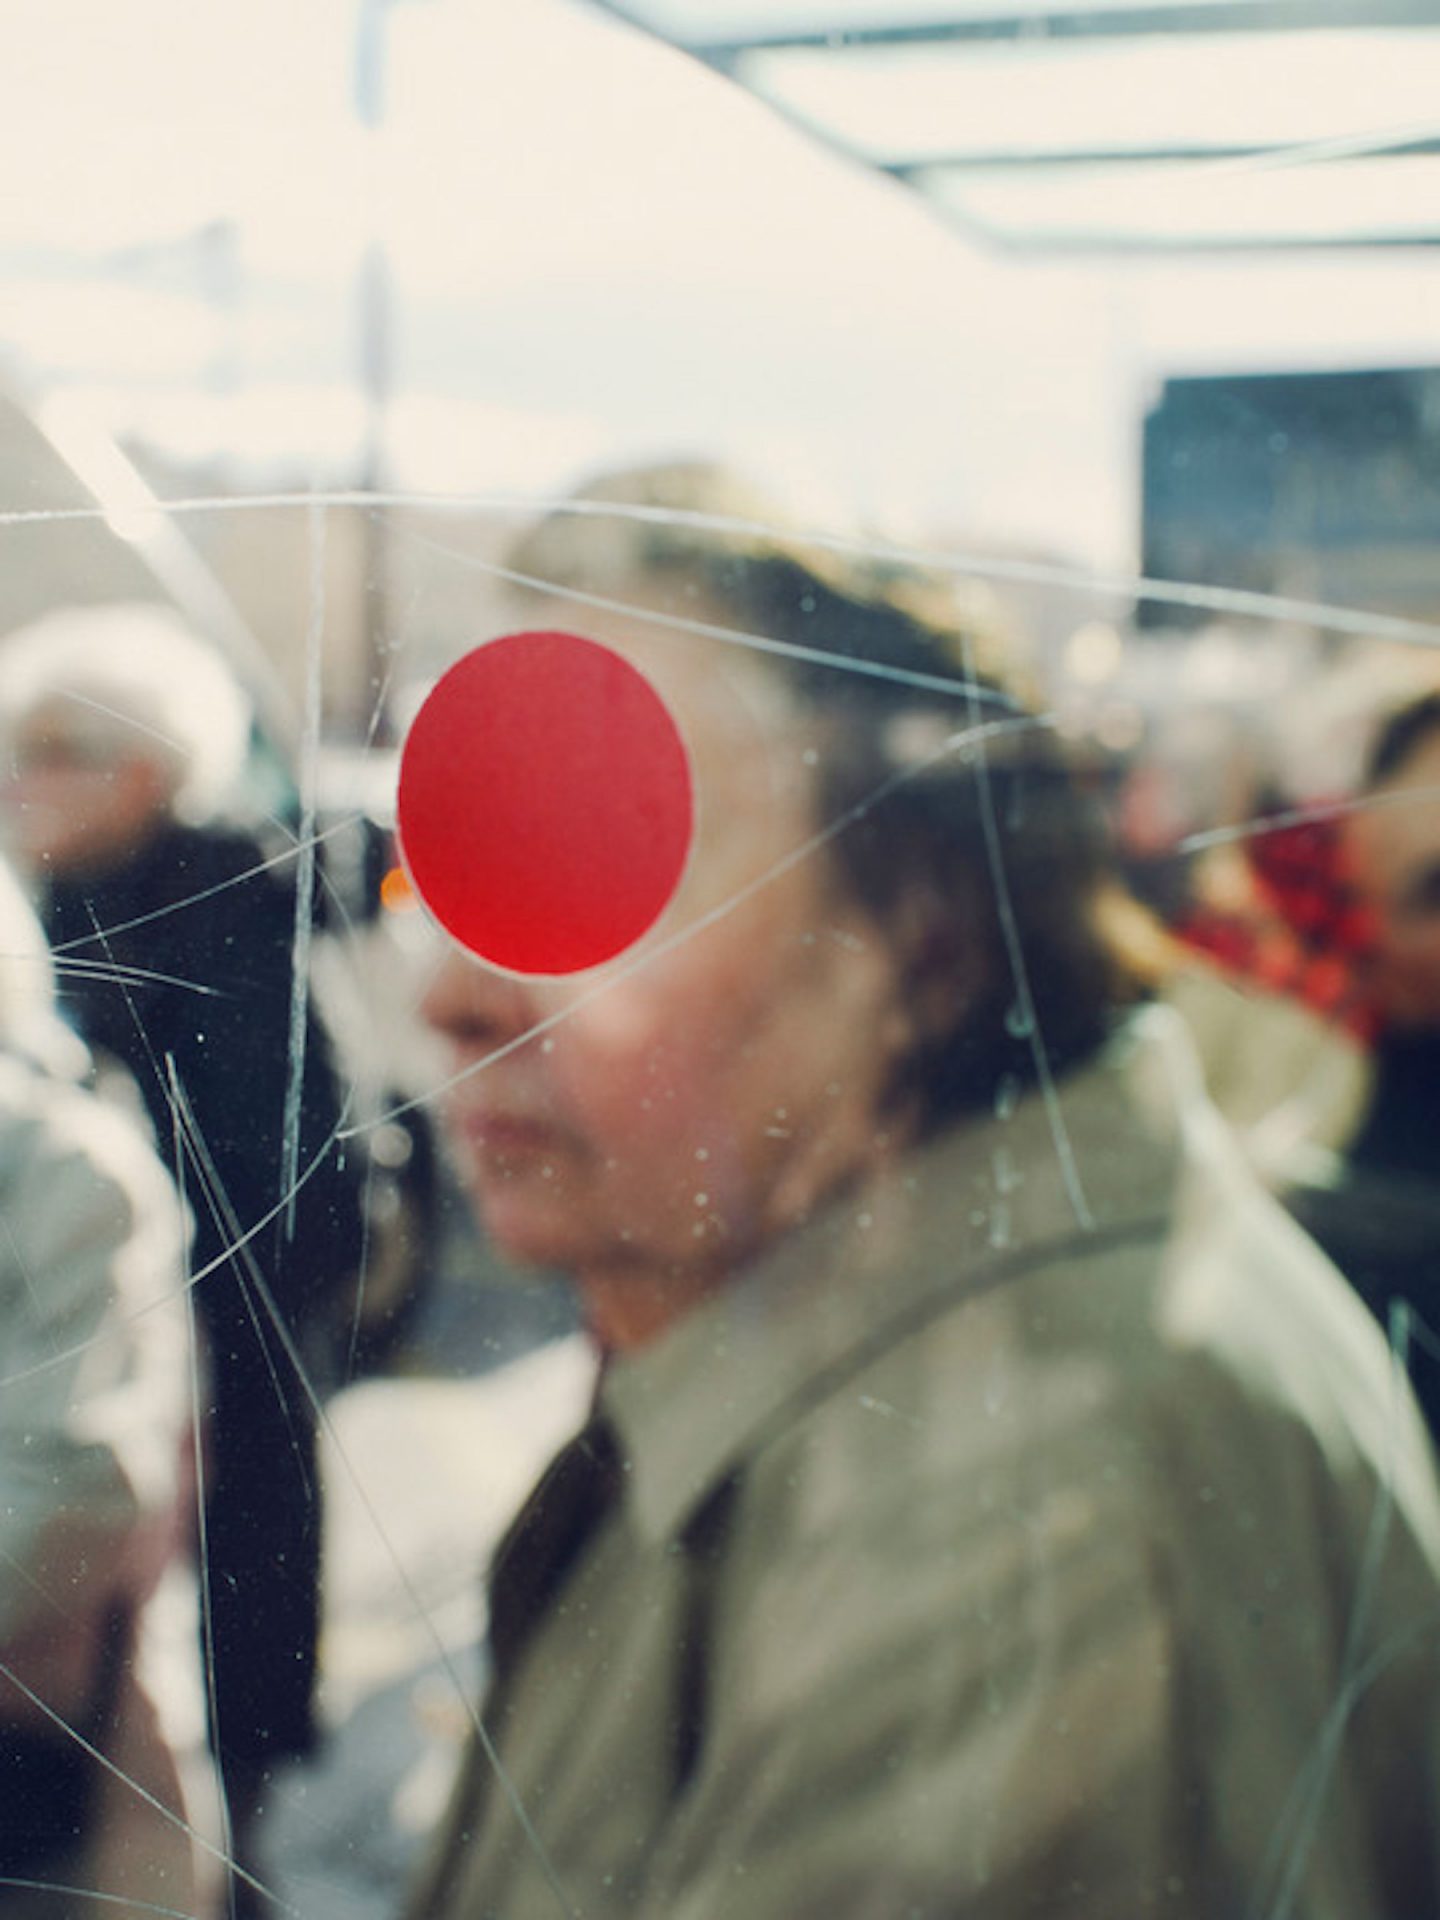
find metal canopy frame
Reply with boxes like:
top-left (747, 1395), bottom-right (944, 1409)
top-left (672, 0), bottom-right (1440, 57)
top-left (588, 0), bottom-right (1440, 253)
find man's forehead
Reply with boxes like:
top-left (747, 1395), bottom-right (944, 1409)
top-left (1350, 735), bottom-right (1440, 892)
top-left (17, 695), bottom-right (119, 756)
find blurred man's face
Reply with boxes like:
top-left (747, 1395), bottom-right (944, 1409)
top-left (417, 615), bottom-right (915, 1352)
top-left (1346, 730), bottom-right (1440, 1029)
top-left (0, 702), bottom-right (169, 877)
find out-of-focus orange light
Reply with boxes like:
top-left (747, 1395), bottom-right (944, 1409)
top-left (381, 864), bottom-right (417, 912)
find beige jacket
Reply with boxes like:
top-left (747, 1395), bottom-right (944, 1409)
top-left (0, 1055), bottom-right (193, 1918)
top-left (409, 1010), bottom-right (1440, 1920)
top-left (0, 1056), bottom-right (187, 1646)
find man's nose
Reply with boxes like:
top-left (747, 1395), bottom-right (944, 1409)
top-left (419, 946), bottom-right (539, 1054)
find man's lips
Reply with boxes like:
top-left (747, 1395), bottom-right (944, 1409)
top-left (453, 1111), bottom-right (570, 1155)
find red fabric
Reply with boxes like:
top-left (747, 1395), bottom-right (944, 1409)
top-left (1177, 808), bottom-right (1380, 1042)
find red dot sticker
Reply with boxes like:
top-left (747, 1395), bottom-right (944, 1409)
top-left (397, 631), bottom-right (694, 975)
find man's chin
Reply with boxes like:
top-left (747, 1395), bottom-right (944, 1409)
top-left (1378, 999), bottom-right (1440, 1034)
top-left (475, 1192), bottom-right (582, 1273)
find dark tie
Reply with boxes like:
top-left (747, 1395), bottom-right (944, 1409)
top-left (485, 1417), bottom-right (624, 1685)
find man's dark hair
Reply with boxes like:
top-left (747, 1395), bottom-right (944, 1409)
top-left (1366, 691), bottom-right (1440, 790)
top-left (506, 460), bottom-right (1143, 1135)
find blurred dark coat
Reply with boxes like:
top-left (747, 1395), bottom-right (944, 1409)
top-left (409, 1011), bottom-right (1440, 1920)
top-left (37, 818), bottom-right (365, 1769)
top-left (1287, 1027), bottom-right (1440, 1438)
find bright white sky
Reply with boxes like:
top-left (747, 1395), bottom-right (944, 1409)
top-left (2, 0), bottom-right (1439, 567)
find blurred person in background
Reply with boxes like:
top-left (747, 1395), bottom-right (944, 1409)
top-left (406, 464), bottom-right (1440, 1920)
top-left (0, 605), bottom-right (367, 1909)
top-left (0, 855), bottom-right (197, 1918)
top-left (1289, 689), bottom-right (1440, 1436)
top-left (1110, 700), bottom-right (1374, 1184)
top-left (1118, 698), bottom-right (1374, 1041)
top-left (1342, 691), bottom-right (1440, 1142)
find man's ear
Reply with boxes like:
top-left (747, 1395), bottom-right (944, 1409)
top-left (891, 877), bottom-right (989, 1050)
top-left (113, 755), bottom-right (174, 839)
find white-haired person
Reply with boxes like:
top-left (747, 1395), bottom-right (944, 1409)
top-left (0, 604), bottom-right (366, 1910)
top-left (0, 854), bottom-right (197, 1917)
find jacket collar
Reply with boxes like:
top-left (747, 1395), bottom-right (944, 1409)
top-left (602, 1007), bottom-right (1192, 1546)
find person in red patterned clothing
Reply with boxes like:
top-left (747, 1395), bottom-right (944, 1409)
top-left (1286, 690), bottom-right (1440, 1437)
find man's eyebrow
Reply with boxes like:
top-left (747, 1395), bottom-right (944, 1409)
top-left (1398, 858), bottom-right (1440, 912)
